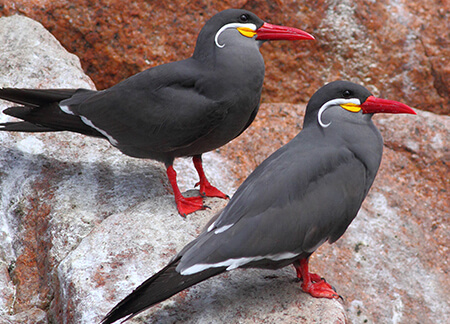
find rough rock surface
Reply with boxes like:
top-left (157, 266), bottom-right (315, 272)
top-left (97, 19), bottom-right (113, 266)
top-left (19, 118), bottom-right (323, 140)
top-left (1, 0), bottom-right (448, 114)
top-left (0, 15), bottom-right (95, 91)
top-left (0, 16), bottom-right (347, 324)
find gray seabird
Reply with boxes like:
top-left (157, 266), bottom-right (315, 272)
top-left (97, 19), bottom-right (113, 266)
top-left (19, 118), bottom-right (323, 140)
top-left (0, 9), bottom-right (314, 216)
top-left (100, 80), bottom-right (416, 323)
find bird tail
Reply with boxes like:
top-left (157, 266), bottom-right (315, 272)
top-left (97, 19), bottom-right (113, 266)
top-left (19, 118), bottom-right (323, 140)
top-left (101, 257), bottom-right (226, 324)
top-left (0, 88), bottom-right (103, 137)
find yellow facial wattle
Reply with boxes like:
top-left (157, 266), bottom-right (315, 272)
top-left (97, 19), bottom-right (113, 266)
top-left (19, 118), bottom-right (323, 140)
top-left (237, 27), bottom-right (257, 38)
top-left (340, 103), bottom-right (361, 113)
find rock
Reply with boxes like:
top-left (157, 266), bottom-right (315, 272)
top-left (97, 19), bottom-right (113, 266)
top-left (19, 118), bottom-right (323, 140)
top-left (1, 1), bottom-right (448, 114)
top-left (0, 14), bottom-right (95, 323)
top-left (2, 307), bottom-right (48, 324)
top-left (0, 15), bottom-right (95, 93)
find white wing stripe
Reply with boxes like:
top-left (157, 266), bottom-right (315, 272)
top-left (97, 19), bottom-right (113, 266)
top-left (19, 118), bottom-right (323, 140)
top-left (214, 224), bottom-right (233, 234)
top-left (180, 252), bottom-right (299, 275)
top-left (80, 116), bottom-right (119, 146)
top-left (59, 104), bottom-right (74, 115)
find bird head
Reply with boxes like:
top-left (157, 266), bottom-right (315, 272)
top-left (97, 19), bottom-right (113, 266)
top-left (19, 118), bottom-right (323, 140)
top-left (304, 81), bottom-right (416, 129)
top-left (193, 9), bottom-right (314, 59)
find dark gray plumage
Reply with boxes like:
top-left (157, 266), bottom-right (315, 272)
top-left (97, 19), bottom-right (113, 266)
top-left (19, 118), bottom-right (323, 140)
top-left (0, 9), bottom-right (314, 216)
top-left (101, 81), bottom-right (416, 323)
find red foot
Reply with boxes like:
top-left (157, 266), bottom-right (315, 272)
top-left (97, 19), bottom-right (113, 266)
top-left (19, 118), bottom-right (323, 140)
top-left (293, 258), bottom-right (340, 299)
top-left (294, 264), bottom-right (322, 282)
top-left (175, 195), bottom-right (206, 217)
top-left (195, 180), bottom-right (229, 199)
top-left (193, 155), bottom-right (229, 199)
top-left (301, 277), bottom-right (339, 299)
top-left (166, 165), bottom-right (205, 217)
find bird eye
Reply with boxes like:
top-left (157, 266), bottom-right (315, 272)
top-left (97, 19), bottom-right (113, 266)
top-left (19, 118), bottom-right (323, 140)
top-left (343, 90), bottom-right (352, 98)
top-left (239, 14), bottom-right (249, 22)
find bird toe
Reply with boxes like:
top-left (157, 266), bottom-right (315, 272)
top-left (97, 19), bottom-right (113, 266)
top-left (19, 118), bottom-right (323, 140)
top-left (301, 279), bottom-right (340, 299)
top-left (175, 196), bottom-right (206, 217)
top-left (198, 183), bottom-right (229, 199)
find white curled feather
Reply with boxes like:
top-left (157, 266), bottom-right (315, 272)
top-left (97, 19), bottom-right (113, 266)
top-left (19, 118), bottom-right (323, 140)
top-left (214, 23), bottom-right (257, 48)
top-left (317, 98), bottom-right (361, 128)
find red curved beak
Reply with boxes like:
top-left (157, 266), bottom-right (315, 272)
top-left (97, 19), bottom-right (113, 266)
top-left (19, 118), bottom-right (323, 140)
top-left (255, 22), bottom-right (315, 41)
top-left (361, 96), bottom-right (416, 115)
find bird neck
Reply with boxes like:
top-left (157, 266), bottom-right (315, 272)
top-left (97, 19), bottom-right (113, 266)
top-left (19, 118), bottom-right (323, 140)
top-left (303, 117), bottom-right (384, 182)
top-left (191, 47), bottom-right (265, 100)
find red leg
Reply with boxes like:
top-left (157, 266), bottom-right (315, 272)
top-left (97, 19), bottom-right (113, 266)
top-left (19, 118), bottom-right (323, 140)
top-left (293, 258), bottom-right (340, 299)
top-left (193, 155), bottom-right (229, 199)
top-left (166, 165), bottom-right (205, 217)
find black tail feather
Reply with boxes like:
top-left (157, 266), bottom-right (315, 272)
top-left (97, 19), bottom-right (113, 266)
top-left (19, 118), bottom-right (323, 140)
top-left (0, 88), bottom-right (104, 138)
top-left (101, 257), bottom-right (226, 324)
top-left (0, 88), bottom-right (79, 107)
top-left (1, 104), bottom-right (103, 137)
top-left (0, 121), bottom-right (54, 132)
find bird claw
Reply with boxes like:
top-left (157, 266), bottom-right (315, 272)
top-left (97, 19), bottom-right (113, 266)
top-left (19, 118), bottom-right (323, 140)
top-left (302, 279), bottom-right (340, 299)
top-left (175, 195), bottom-right (206, 217)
